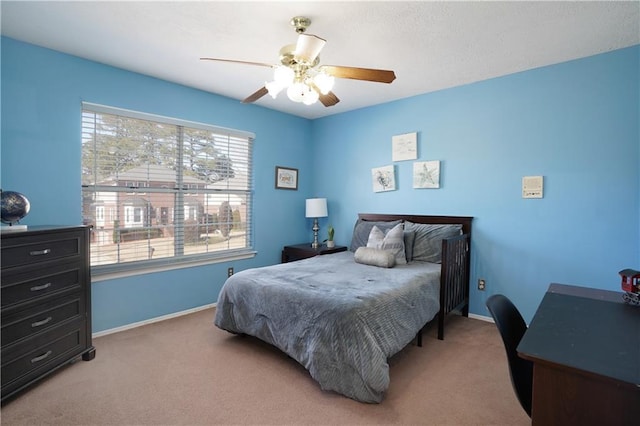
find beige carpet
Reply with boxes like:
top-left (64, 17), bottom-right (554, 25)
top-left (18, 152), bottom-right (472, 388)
top-left (1, 308), bottom-right (530, 425)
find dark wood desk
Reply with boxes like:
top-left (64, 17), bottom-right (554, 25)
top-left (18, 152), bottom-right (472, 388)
top-left (518, 283), bottom-right (640, 425)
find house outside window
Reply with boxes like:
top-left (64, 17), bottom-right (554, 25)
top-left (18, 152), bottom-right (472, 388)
top-left (81, 103), bottom-right (255, 277)
top-left (96, 206), bottom-right (104, 221)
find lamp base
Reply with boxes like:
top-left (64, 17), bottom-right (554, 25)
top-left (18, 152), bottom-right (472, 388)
top-left (311, 218), bottom-right (320, 248)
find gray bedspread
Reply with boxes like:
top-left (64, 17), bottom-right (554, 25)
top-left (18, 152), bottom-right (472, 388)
top-left (214, 251), bottom-right (441, 403)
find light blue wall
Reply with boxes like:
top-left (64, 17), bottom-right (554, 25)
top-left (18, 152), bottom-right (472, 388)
top-left (1, 37), bottom-right (314, 332)
top-left (2, 37), bottom-right (638, 329)
top-left (311, 45), bottom-right (640, 321)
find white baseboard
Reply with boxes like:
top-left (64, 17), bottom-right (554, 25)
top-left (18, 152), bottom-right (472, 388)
top-left (93, 304), bottom-right (492, 339)
top-left (469, 312), bottom-right (494, 323)
top-left (92, 303), bottom-right (216, 338)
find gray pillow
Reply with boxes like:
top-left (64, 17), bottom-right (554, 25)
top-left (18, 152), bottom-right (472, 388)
top-left (354, 247), bottom-right (396, 268)
top-left (349, 219), bottom-right (402, 252)
top-left (366, 223), bottom-right (407, 265)
top-left (403, 230), bottom-right (416, 263)
top-left (406, 222), bottom-right (463, 263)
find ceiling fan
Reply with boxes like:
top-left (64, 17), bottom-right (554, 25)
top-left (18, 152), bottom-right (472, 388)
top-left (201, 16), bottom-right (396, 107)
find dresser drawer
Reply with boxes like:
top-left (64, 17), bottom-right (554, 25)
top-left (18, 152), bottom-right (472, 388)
top-left (1, 262), bottom-right (83, 309)
top-left (1, 231), bottom-right (83, 269)
top-left (2, 296), bottom-right (83, 347)
top-left (1, 327), bottom-right (86, 390)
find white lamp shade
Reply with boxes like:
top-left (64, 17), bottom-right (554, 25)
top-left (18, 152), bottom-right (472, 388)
top-left (273, 66), bottom-right (294, 87)
top-left (305, 198), bottom-right (328, 218)
top-left (302, 88), bottom-right (320, 105)
top-left (287, 82), bottom-right (306, 103)
top-left (313, 72), bottom-right (335, 95)
top-left (295, 34), bottom-right (326, 64)
top-left (265, 81), bottom-right (282, 99)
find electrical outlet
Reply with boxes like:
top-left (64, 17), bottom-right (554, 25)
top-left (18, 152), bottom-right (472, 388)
top-left (478, 279), bottom-right (486, 291)
top-left (227, 267), bottom-right (234, 277)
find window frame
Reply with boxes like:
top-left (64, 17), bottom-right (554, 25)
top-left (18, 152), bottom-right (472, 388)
top-left (81, 102), bottom-right (256, 280)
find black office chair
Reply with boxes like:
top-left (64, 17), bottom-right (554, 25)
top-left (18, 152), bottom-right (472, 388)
top-left (486, 294), bottom-right (533, 417)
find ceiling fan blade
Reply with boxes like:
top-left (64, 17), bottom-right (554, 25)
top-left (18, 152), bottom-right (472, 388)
top-left (318, 91), bottom-right (340, 107)
top-left (320, 65), bottom-right (396, 83)
top-left (242, 86), bottom-right (268, 104)
top-left (295, 34), bottom-right (326, 64)
top-left (308, 81), bottom-right (339, 107)
top-left (200, 57), bottom-right (273, 68)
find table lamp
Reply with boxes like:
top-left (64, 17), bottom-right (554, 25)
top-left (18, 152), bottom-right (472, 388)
top-left (305, 198), bottom-right (328, 248)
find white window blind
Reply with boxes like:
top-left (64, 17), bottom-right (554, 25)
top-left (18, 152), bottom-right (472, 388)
top-left (81, 103), bottom-right (254, 276)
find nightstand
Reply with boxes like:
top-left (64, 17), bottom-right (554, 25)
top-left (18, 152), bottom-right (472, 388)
top-left (281, 243), bottom-right (347, 263)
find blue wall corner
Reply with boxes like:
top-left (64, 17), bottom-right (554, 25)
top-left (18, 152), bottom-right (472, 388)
top-left (310, 45), bottom-right (640, 321)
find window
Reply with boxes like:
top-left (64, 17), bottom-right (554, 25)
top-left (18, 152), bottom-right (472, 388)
top-left (81, 103), bottom-right (254, 277)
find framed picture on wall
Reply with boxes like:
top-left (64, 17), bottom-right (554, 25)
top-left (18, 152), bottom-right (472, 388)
top-left (392, 132), bottom-right (418, 161)
top-left (372, 165), bottom-right (396, 192)
top-left (413, 160), bottom-right (440, 188)
top-left (275, 166), bottom-right (298, 190)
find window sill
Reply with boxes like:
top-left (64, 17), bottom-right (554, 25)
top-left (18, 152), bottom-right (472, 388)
top-left (91, 250), bottom-right (257, 282)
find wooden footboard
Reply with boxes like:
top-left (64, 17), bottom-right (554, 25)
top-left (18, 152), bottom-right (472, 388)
top-left (437, 233), bottom-right (471, 340)
top-left (415, 232), bottom-right (471, 345)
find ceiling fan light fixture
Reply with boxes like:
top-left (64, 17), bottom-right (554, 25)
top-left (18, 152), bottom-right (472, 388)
top-left (303, 87), bottom-right (320, 105)
top-left (273, 66), bottom-right (295, 87)
top-left (201, 15), bottom-right (392, 108)
top-left (265, 81), bottom-right (282, 99)
top-left (287, 82), bottom-right (319, 105)
top-left (313, 72), bottom-right (335, 95)
top-left (287, 82), bottom-right (306, 103)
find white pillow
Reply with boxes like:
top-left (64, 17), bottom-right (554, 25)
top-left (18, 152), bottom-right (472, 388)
top-left (354, 247), bottom-right (396, 268)
top-left (366, 223), bottom-right (407, 265)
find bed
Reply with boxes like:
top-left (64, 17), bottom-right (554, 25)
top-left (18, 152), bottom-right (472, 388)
top-left (214, 214), bottom-right (472, 403)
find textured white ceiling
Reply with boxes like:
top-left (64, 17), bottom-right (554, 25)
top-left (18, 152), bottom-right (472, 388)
top-left (2, 1), bottom-right (639, 119)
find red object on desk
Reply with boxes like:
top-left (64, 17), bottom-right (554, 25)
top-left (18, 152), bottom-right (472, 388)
top-left (619, 268), bottom-right (640, 305)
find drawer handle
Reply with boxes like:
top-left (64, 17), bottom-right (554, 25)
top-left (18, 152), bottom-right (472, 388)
top-left (31, 316), bottom-right (53, 328)
top-left (30, 350), bottom-right (53, 364)
top-left (29, 248), bottom-right (52, 256)
top-left (30, 282), bottom-right (52, 292)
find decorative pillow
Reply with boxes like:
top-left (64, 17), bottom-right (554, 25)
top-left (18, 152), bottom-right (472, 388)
top-left (406, 222), bottom-right (463, 263)
top-left (403, 230), bottom-right (416, 263)
top-left (366, 223), bottom-right (407, 265)
top-left (354, 247), bottom-right (396, 268)
top-left (349, 219), bottom-right (402, 252)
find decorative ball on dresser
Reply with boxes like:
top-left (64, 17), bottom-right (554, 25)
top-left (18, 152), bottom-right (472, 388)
top-left (0, 190), bottom-right (30, 225)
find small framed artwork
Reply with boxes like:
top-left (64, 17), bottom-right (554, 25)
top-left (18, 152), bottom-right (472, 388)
top-left (372, 165), bottom-right (396, 192)
top-left (522, 175), bottom-right (544, 198)
top-left (275, 166), bottom-right (298, 190)
top-left (392, 132), bottom-right (418, 162)
top-left (413, 160), bottom-right (440, 189)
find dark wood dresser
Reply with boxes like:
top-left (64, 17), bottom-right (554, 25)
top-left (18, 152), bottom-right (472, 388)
top-left (1, 225), bottom-right (95, 402)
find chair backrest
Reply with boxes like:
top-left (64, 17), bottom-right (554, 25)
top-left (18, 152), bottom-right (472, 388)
top-left (486, 294), bottom-right (533, 417)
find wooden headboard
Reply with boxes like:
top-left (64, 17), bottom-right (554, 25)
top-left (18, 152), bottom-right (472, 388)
top-left (358, 213), bottom-right (472, 236)
top-left (358, 213), bottom-right (473, 340)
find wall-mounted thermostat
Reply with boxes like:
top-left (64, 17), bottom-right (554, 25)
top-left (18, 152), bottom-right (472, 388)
top-left (522, 176), bottom-right (544, 198)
